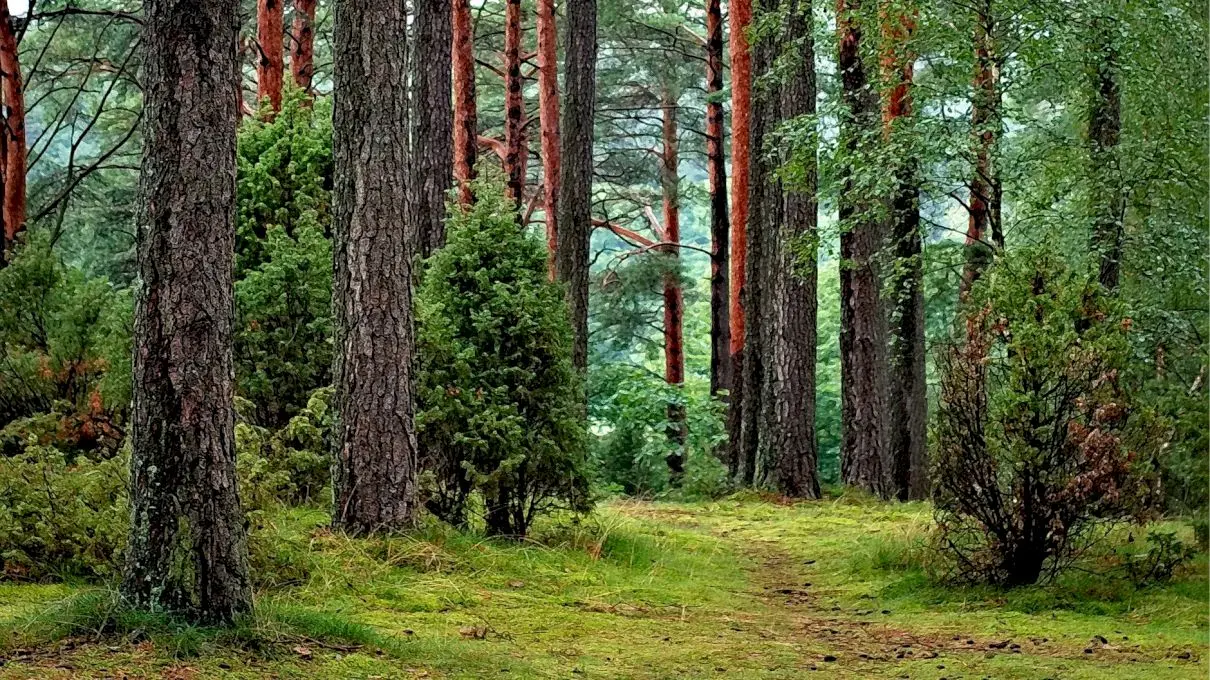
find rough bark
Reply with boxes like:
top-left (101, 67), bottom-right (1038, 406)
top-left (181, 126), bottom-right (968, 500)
top-left (291, 0), bottom-right (317, 93)
top-left (503, 0), bottom-right (526, 207)
top-left (555, 0), bottom-right (597, 373)
top-left (411, 0), bottom-right (454, 257)
top-left (881, 2), bottom-right (927, 501)
top-left (960, 0), bottom-right (1001, 297)
top-left (121, 0), bottom-right (251, 625)
top-left (706, 0), bottom-right (730, 399)
top-left (0, 0), bottom-right (25, 261)
top-left (256, 0), bottom-right (284, 112)
top-left (660, 86), bottom-right (687, 478)
top-left (765, 0), bottom-right (820, 498)
top-left (1089, 17), bottom-right (1123, 291)
top-left (726, 0), bottom-right (752, 479)
top-left (331, 0), bottom-right (420, 535)
top-left (837, 0), bottom-right (890, 498)
top-left (452, 0), bottom-right (478, 205)
top-left (537, 0), bottom-right (561, 274)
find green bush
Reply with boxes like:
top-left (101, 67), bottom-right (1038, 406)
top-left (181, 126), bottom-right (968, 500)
top-left (933, 247), bottom-right (1160, 586)
top-left (235, 387), bottom-right (334, 511)
top-left (417, 179), bottom-right (591, 537)
top-left (234, 90), bottom-right (334, 428)
top-left (0, 443), bottom-right (128, 580)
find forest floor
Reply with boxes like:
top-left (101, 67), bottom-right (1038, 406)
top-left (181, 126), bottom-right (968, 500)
top-left (0, 495), bottom-right (1206, 679)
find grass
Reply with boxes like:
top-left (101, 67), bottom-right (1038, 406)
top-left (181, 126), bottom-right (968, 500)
top-left (0, 497), bottom-right (1205, 678)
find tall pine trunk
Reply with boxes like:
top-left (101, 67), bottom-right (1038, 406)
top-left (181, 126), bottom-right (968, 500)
top-left (331, 0), bottom-right (420, 534)
top-left (452, 0), bottom-right (478, 205)
top-left (705, 0), bottom-right (730, 399)
top-left (726, 0), bottom-right (752, 480)
top-left (503, 0), bottom-right (526, 207)
top-left (411, 0), bottom-right (454, 257)
top-left (1089, 17), bottom-right (1123, 291)
top-left (837, 0), bottom-right (890, 498)
top-left (537, 0), bottom-right (561, 274)
top-left (555, 0), bottom-right (597, 373)
top-left (660, 85), bottom-right (687, 478)
top-left (881, 2), bottom-right (927, 501)
top-left (121, 0), bottom-right (252, 624)
top-left (290, 0), bottom-right (317, 93)
top-left (766, 0), bottom-right (820, 498)
top-left (0, 0), bottom-right (25, 261)
top-left (960, 0), bottom-right (1001, 296)
top-left (256, 0), bottom-right (284, 112)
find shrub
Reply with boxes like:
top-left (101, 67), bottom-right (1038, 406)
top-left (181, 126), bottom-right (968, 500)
top-left (0, 443), bottom-right (128, 580)
top-left (417, 179), bottom-right (591, 537)
top-left (235, 387), bottom-right (334, 511)
top-left (1118, 530), bottom-right (1197, 586)
top-left (932, 248), bottom-right (1160, 586)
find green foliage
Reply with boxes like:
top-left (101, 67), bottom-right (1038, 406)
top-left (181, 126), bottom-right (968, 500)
top-left (0, 443), bottom-right (128, 580)
top-left (417, 180), bottom-right (591, 537)
top-left (235, 387), bottom-right (335, 511)
top-left (933, 247), bottom-right (1160, 586)
top-left (1118, 530), bottom-right (1198, 586)
top-left (0, 240), bottom-right (131, 454)
top-left (234, 91), bottom-right (334, 428)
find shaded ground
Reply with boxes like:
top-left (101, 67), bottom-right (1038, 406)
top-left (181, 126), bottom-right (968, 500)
top-left (1, 496), bottom-right (1206, 678)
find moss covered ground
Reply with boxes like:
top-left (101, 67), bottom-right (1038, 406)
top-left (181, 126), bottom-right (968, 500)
top-left (1, 495), bottom-right (1205, 678)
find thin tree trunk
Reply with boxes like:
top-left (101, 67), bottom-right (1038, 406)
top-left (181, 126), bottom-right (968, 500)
top-left (660, 85), bottom-right (687, 478)
top-left (960, 0), bottom-right (1000, 297)
top-left (503, 0), bottom-right (526, 207)
top-left (0, 0), bottom-right (25, 261)
top-left (837, 0), bottom-right (890, 498)
top-left (706, 0), bottom-right (730, 400)
top-left (555, 0), bottom-right (597, 373)
top-left (121, 0), bottom-right (251, 625)
top-left (766, 0), bottom-right (820, 498)
top-left (452, 0), bottom-right (478, 205)
top-left (881, 1), bottom-right (927, 501)
top-left (291, 0), bottom-right (317, 93)
top-left (1089, 16), bottom-right (1123, 291)
top-left (331, 0), bottom-right (420, 535)
top-left (411, 0), bottom-right (454, 258)
top-left (537, 0), bottom-right (561, 275)
top-left (726, 0), bottom-right (752, 480)
top-left (256, 0), bottom-right (284, 112)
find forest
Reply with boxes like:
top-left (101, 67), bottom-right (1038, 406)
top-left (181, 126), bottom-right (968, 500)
top-left (0, 0), bottom-right (1205, 677)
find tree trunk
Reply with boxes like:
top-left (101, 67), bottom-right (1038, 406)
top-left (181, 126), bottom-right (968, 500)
top-left (555, 0), bottom-right (597, 373)
top-left (256, 0), bottom-right (284, 112)
top-left (765, 0), bottom-right (820, 498)
top-left (960, 0), bottom-right (1000, 297)
top-left (726, 0), bottom-right (752, 480)
top-left (452, 0), bottom-right (478, 205)
top-left (121, 0), bottom-right (251, 625)
top-left (0, 0), bottom-right (25, 262)
top-left (705, 0), bottom-right (730, 400)
top-left (1089, 17), bottom-right (1123, 291)
top-left (503, 0), bottom-right (526, 208)
top-left (411, 0), bottom-right (454, 258)
top-left (881, 2), bottom-right (927, 501)
top-left (331, 0), bottom-right (420, 535)
top-left (660, 85), bottom-right (687, 478)
top-left (537, 0), bottom-right (561, 275)
top-left (290, 0), bottom-right (317, 93)
top-left (837, 0), bottom-right (890, 498)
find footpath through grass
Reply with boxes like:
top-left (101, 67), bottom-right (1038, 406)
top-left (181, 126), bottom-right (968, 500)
top-left (0, 495), bottom-right (1205, 678)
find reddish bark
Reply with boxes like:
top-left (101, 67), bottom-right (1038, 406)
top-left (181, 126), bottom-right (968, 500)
top-left (706, 0), bottom-right (730, 398)
top-left (256, 0), bottom-right (284, 113)
top-left (726, 0), bottom-right (752, 476)
top-left (290, 0), bottom-right (317, 93)
top-left (0, 0), bottom-right (25, 260)
top-left (961, 0), bottom-right (1000, 297)
top-left (537, 0), bottom-right (561, 276)
top-left (660, 87), bottom-right (686, 476)
top-left (452, 0), bottom-right (478, 205)
top-left (503, 0), bottom-right (526, 207)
